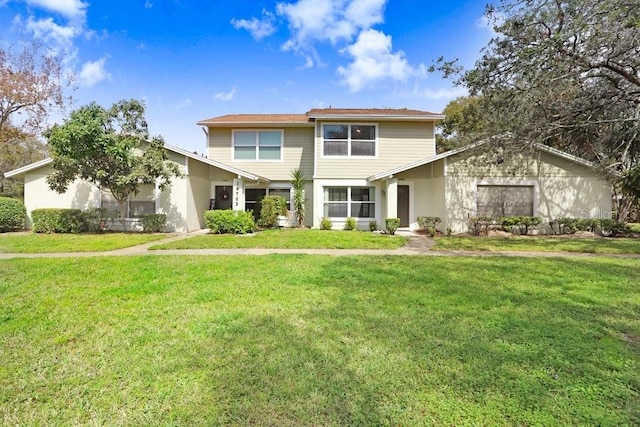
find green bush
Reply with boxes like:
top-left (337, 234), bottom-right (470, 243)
top-left (140, 214), bottom-right (167, 233)
top-left (0, 196), bottom-right (26, 232)
top-left (499, 216), bottom-right (520, 232)
top-left (516, 216), bottom-right (541, 235)
top-left (204, 210), bottom-right (255, 234)
top-left (344, 217), bottom-right (357, 231)
top-left (369, 220), bottom-right (378, 232)
top-left (385, 218), bottom-right (400, 235)
top-left (319, 217), bottom-right (333, 230)
top-left (31, 208), bottom-right (86, 233)
top-left (82, 207), bottom-right (117, 233)
top-left (258, 196), bottom-right (280, 228)
top-left (468, 216), bottom-right (495, 235)
top-left (598, 219), bottom-right (631, 237)
top-left (417, 216), bottom-right (441, 230)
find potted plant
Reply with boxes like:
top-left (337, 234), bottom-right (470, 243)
top-left (275, 196), bottom-right (289, 227)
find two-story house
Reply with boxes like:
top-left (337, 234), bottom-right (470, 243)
top-left (7, 107), bottom-right (612, 233)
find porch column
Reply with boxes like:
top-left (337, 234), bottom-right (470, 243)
top-left (386, 178), bottom-right (398, 219)
top-left (232, 177), bottom-right (245, 211)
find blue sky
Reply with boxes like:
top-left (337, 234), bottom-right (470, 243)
top-left (0, 0), bottom-right (493, 154)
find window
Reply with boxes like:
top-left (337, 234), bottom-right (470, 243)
top-left (233, 130), bottom-right (282, 161)
top-left (477, 185), bottom-right (534, 217)
top-left (323, 124), bottom-right (376, 157)
top-left (245, 188), bottom-right (291, 219)
top-left (101, 191), bottom-right (156, 218)
top-left (323, 186), bottom-right (375, 218)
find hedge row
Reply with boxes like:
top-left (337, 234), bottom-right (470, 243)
top-left (0, 197), bottom-right (26, 232)
top-left (31, 208), bottom-right (167, 233)
top-left (204, 210), bottom-right (255, 234)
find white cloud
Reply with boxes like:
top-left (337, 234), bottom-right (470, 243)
top-left (277, 0), bottom-right (386, 49)
top-left (337, 29), bottom-right (422, 92)
top-left (231, 10), bottom-right (276, 40)
top-left (144, 0), bottom-right (153, 9)
top-left (79, 56), bottom-right (110, 87)
top-left (25, 0), bottom-right (87, 20)
top-left (214, 88), bottom-right (237, 101)
top-left (475, 11), bottom-right (504, 34)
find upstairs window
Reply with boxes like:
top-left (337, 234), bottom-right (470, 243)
top-left (233, 130), bottom-right (283, 161)
top-left (323, 124), bottom-right (376, 157)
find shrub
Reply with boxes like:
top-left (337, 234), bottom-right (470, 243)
top-left (385, 218), bottom-right (400, 235)
top-left (204, 210), bottom-right (255, 234)
top-left (597, 219), bottom-right (631, 237)
top-left (258, 196), bottom-right (280, 228)
top-left (417, 216), bottom-right (441, 230)
top-left (319, 217), bottom-right (333, 230)
top-left (344, 217), bottom-right (357, 231)
top-left (468, 216), bottom-right (494, 235)
top-left (0, 196), bottom-right (26, 232)
top-left (140, 214), bottom-right (167, 232)
top-left (82, 207), bottom-right (117, 233)
top-left (31, 208), bottom-right (86, 233)
top-left (499, 216), bottom-right (520, 232)
top-left (516, 216), bottom-right (541, 235)
top-left (426, 226), bottom-right (437, 237)
top-left (369, 220), bottom-right (378, 232)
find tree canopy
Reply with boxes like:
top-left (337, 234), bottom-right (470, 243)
top-left (436, 0), bottom-right (640, 220)
top-left (46, 100), bottom-right (181, 225)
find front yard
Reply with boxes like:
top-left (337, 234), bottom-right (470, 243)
top-left (434, 235), bottom-right (640, 254)
top-left (1, 255), bottom-right (638, 425)
top-left (149, 228), bottom-right (407, 250)
top-left (0, 232), bottom-right (169, 253)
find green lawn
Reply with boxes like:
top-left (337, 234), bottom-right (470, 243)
top-left (630, 223), bottom-right (640, 233)
top-left (434, 235), bottom-right (640, 254)
top-left (1, 256), bottom-right (638, 425)
top-left (0, 232), bottom-right (170, 253)
top-left (150, 228), bottom-right (407, 250)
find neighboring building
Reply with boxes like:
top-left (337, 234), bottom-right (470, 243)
top-left (6, 108), bottom-right (612, 233)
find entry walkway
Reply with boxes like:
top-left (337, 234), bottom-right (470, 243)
top-left (1, 230), bottom-right (640, 259)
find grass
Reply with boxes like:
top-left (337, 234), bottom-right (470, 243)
top-left (0, 232), bottom-right (170, 253)
top-left (434, 235), bottom-right (640, 254)
top-left (1, 255), bottom-right (639, 425)
top-left (150, 228), bottom-right (407, 250)
top-left (630, 223), bottom-right (640, 233)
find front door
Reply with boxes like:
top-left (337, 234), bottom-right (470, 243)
top-left (397, 185), bottom-right (410, 227)
top-left (214, 186), bottom-right (233, 210)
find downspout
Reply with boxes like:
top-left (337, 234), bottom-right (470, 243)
top-left (201, 126), bottom-right (209, 158)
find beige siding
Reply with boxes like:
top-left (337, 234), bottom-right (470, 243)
top-left (444, 152), bottom-right (612, 233)
top-left (185, 158), bottom-right (212, 230)
top-left (315, 120), bottom-right (436, 179)
top-left (207, 127), bottom-right (314, 180)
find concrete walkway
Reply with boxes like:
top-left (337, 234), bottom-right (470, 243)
top-left (2, 230), bottom-right (640, 259)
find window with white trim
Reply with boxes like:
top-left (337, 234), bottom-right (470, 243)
top-left (233, 130), bottom-right (283, 161)
top-left (323, 186), bottom-right (375, 218)
top-left (101, 191), bottom-right (156, 218)
top-left (476, 185), bottom-right (534, 217)
top-left (323, 124), bottom-right (376, 157)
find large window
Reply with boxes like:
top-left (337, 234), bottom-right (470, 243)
top-left (476, 185), bottom-right (534, 217)
top-left (101, 192), bottom-right (155, 218)
top-left (234, 130), bottom-right (282, 161)
top-left (323, 186), bottom-right (375, 218)
top-left (323, 124), bottom-right (376, 157)
top-left (245, 188), bottom-right (291, 219)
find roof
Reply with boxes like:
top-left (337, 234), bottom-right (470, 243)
top-left (198, 107), bottom-right (445, 126)
top-left (367, 141), bottom-right (597, 182)
top-left (197, 114), bottom-right (311, 126)
top-left (308, 108), bottom-right (444, 120)
top-left (5, 143), bottom-right (269, 183)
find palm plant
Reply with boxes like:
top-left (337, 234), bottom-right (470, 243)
top-left (290, 168), bottom-right (306, 226)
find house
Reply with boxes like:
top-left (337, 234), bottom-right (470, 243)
top-left (6, 107), bottom-right (612, 233)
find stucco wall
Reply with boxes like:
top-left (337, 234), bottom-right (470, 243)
top-left (444, 150), bottom-right (612, 233)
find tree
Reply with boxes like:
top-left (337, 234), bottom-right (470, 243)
top-left (436, 96), bottom-right (485, 153)
top-left (435, 0), bottom-right (640, 220)
top-left (46, 100), bottom-right (181, 229)
top-left (0, 126), bottom-right (48, 196)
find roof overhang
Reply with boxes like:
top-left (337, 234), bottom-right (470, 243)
top-left (367, 141), bottom-right (597, 182)
top-left (309, 113), bottom-right (445, 121)
top-left (5, 144), bottom-right (270, 183)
